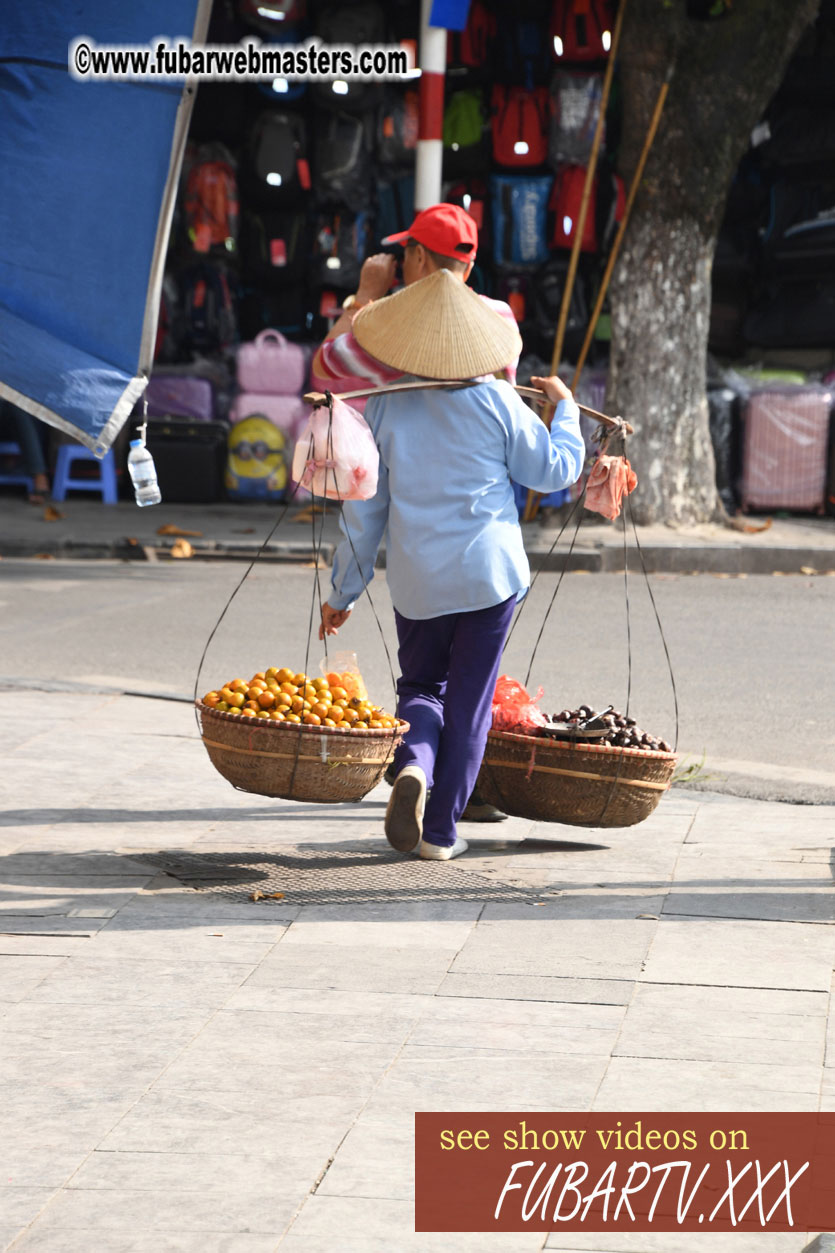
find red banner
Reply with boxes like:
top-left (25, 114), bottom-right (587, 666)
top-left (415, 1112), bottom-right (835, 1233)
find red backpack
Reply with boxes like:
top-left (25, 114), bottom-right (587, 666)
top-left (550, 164), bottom-right (625, 252)
top-left (447, 0), bottom-right (495, 71)
top-left (550, 0), bottom-right (615, 62)
top-left (491, 86), bottom-right (550, 168)
top-left (184, 150), bottom-right (239, 254)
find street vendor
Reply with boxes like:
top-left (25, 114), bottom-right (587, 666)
top-left (316, 205), bottom-right (584, 860)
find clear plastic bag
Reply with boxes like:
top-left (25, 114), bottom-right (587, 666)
top-left (291, 397), bottom-right (379, 501)
top-left (491, 674), bottom-right (547, 733)
top-left (319, 649), bottom-right (369, 701)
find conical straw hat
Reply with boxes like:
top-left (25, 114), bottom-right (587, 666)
top-left (352, 269), bottom-right (522, 380)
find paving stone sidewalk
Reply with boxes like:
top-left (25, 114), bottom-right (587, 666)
top-left (0, 689), bottom-right (832, 1252)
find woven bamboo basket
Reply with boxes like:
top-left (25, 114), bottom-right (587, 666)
top-left (196, 702), bottom-right (407, 802)
top-left (476, 730), bottom-right (677, 828)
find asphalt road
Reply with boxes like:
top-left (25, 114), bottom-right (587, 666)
top-left (2, 558), bottom-right (833, 804)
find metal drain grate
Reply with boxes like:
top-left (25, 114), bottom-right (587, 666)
top-left (134, 845), bottom-right (540, 905)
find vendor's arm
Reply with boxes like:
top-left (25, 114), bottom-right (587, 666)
top-left (326, 457), bottom-right (391, 618)
top-left (312, 254), bottom-right (398, 381)
top-left (505, 374), bottom-right (585, 493)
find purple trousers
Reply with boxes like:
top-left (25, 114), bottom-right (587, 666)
top-left (392, 595), bottom-right (516, 847)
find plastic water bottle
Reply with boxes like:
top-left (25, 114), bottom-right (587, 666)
top-left (127, 439), bottom-right (162, 507)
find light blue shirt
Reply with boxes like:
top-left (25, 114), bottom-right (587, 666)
top-left (329, 378), bottom-right (584, 620)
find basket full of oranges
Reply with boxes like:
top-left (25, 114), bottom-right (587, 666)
top-left (196, 667), bottom-right (406, 801)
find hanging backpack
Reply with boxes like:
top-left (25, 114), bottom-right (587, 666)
top-left (446, 0), bottom-right (495, 80)
top-left (183, 145), bottom-right (239, 255)
top-left (314, 111), bottom-right (374, 212)
top-left (548, 69), bottom-right (605, 166)
top-left (550, 0), bottom-right (614, 62)
top-left (495, 9), bottom-right (553, 87)
top-left (241, 209), bottom-right (309, 286)
top-left (549, 165), bottom-right (598, 251)
top-left (443, 89), bottom-right (489, 177)
top-left (238, 0), bottom-right (306, 35)
top-left (532, 255), bottom-right (590, 355)
top-left (310, 210), bottom-right (369, 291)
top-left (377, 88), bottom-right (420, 166)
top-left (312, 2), bottom-right (386, 111)
top-left (490, 174), bottom-right (553, 266)
top-left (495, 270), bottom-right (536, 325)
top-left (491, 86), bottom-right (550, 168)
top-left (247, 111), bottom-right (310, 208)
top-left (180, 262), bottom-right (237, 354)
top-left (376, 173), bottom-right (415, 248)
top-left (255, 31), bottom-right (310, 104)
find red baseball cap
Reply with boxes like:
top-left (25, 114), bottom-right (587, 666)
top-left (381, 203), bottom-right (478, 263)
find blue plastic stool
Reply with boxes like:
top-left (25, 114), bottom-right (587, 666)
top-left (52, 444), bottom-right (118, 504)
top-left (0, 441), bottom-right (35, 495)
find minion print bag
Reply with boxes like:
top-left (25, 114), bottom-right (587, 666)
top-left (225, 413), bottom-right (290, 502)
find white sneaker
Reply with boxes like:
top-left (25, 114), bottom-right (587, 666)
top-left (384, 765), bottom-right (426, 853)
top-left (414, 835), bottom-right (469, 861)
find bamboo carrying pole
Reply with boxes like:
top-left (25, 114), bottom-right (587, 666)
top-left (523, 71), bottom-right (671, 524)
top-left (520, 0), bottom-right (627, 523)
top-left (303, 383), bottom-right (634, 435)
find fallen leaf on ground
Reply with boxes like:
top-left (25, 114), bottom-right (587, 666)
top-left (249, 891), bottom-right (265, 901)
top-left (33, 552), bottom-right (56, 560)
top-left (800, 566), bottom-right (818, 575)
top-left (43, 505), bottom-right (64, 521)
top-left (292, 506), bottom-right (324, 523)
top-left (267, 892), bottom-right (284, 900)
top-left (232, 527), bottom-right (256, 534)
top-left (728, 515), bottom-right (772, 533)
top-left (170, 539), bottom-right (194, 559)
top-left (156, 523), bottom-right (204, 537)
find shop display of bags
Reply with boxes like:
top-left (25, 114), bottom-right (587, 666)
top-left (225, 410), bottom-right (295, 502)
top-left (310, 210), bottom-right (369, 290)
top-left (377, 88), bottom-right (420, 166)
top-left (143, 418), bottom-right (228, 503)
top-left (443, 89), bottom-right (489, 177)
top-left (739, 385), bottom-right (832, 513)
top-left (240, 209), bottom-right (309, 285)
top-left (179, 262), bottom-right (237, 354)
top-left (183, 144), bottom-right (239, 255)
top-left (144, 375), bottom-right (215, 423)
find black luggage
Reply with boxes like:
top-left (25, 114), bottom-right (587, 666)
top-left (141, 418), bottom-right (228, 504)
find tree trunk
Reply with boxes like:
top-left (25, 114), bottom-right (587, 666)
top-left (608, 0), bottom-right (820, 524)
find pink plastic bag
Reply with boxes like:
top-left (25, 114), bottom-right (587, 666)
top-left (491, 674), bottom-right (547, 733)
top-left (291, 397), bottom-right (379, 501)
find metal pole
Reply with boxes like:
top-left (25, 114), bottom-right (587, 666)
top-left (415, 0), bottom-right (446, 210)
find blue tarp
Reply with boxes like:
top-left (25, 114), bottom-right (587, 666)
top-left (0, 0), bottom-right (207, 453)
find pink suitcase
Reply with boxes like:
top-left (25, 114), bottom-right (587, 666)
top-left (229, 392), bottom-right (308, 437)
top-left (145, 375), bottom-right (214, 421)
top-left (740, 385), bottom-right (832, 513)
top-left (236, 329), bottom-right (307, 395)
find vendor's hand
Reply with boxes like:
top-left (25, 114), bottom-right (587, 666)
top-left (319, 602), bottom-right (352, 641)
top-left (356, 253), bottom-right (397, 303)
top-left (531, 374), bottom-right (573, 404)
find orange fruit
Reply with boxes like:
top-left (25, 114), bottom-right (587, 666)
top-left (275, 691), bottom-right (292, 707)
top-left (255, 710), bottom-right (270, 719)
top-left (312, 677), bottom-right (330, 692)
top-left (244, 700), bottom-right (260, 711)
top-left (354, 720), bottom-right (368, 729)
top-left (258, 691), bottom-right (276, 710)
top-left (290, 695), bottom-right (305, 713)
top-left (325, 671), bottom-right (342, 688)
top-left (268, 709), bottom-right (285, 720)
top-left (280, 682), bottom-right (298, 696)
top-left (203, 691), bottom-right (221, 707)
top-left (226, 692), bottom-right (245, 709)
top-left (311, 701), bottom-right (330, 720)
top-left (265, 667), bottom-right (279, 680)
top-left (292, 672), bottom-right (307, 686)
top-left (277, 667), bottom-right (294, 682)
top-left (330, 686), bottom-right (348, 703)
top-left (285, 712), bottom-right (301, 723)
top-left (303, 712), bottom-right (321, 725)
top-left (323, 717), bottom-right (337, 727)
top-left (241, 708), bottom-right (256, 717)
top-left (368, 719), bottom-right (383, 729)
top-left (341, 708), bottom-right (358, 725)
top-left (229, 679), bottom-right (248, 693)
top-left (216, 701), bottom-right (229, 712)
